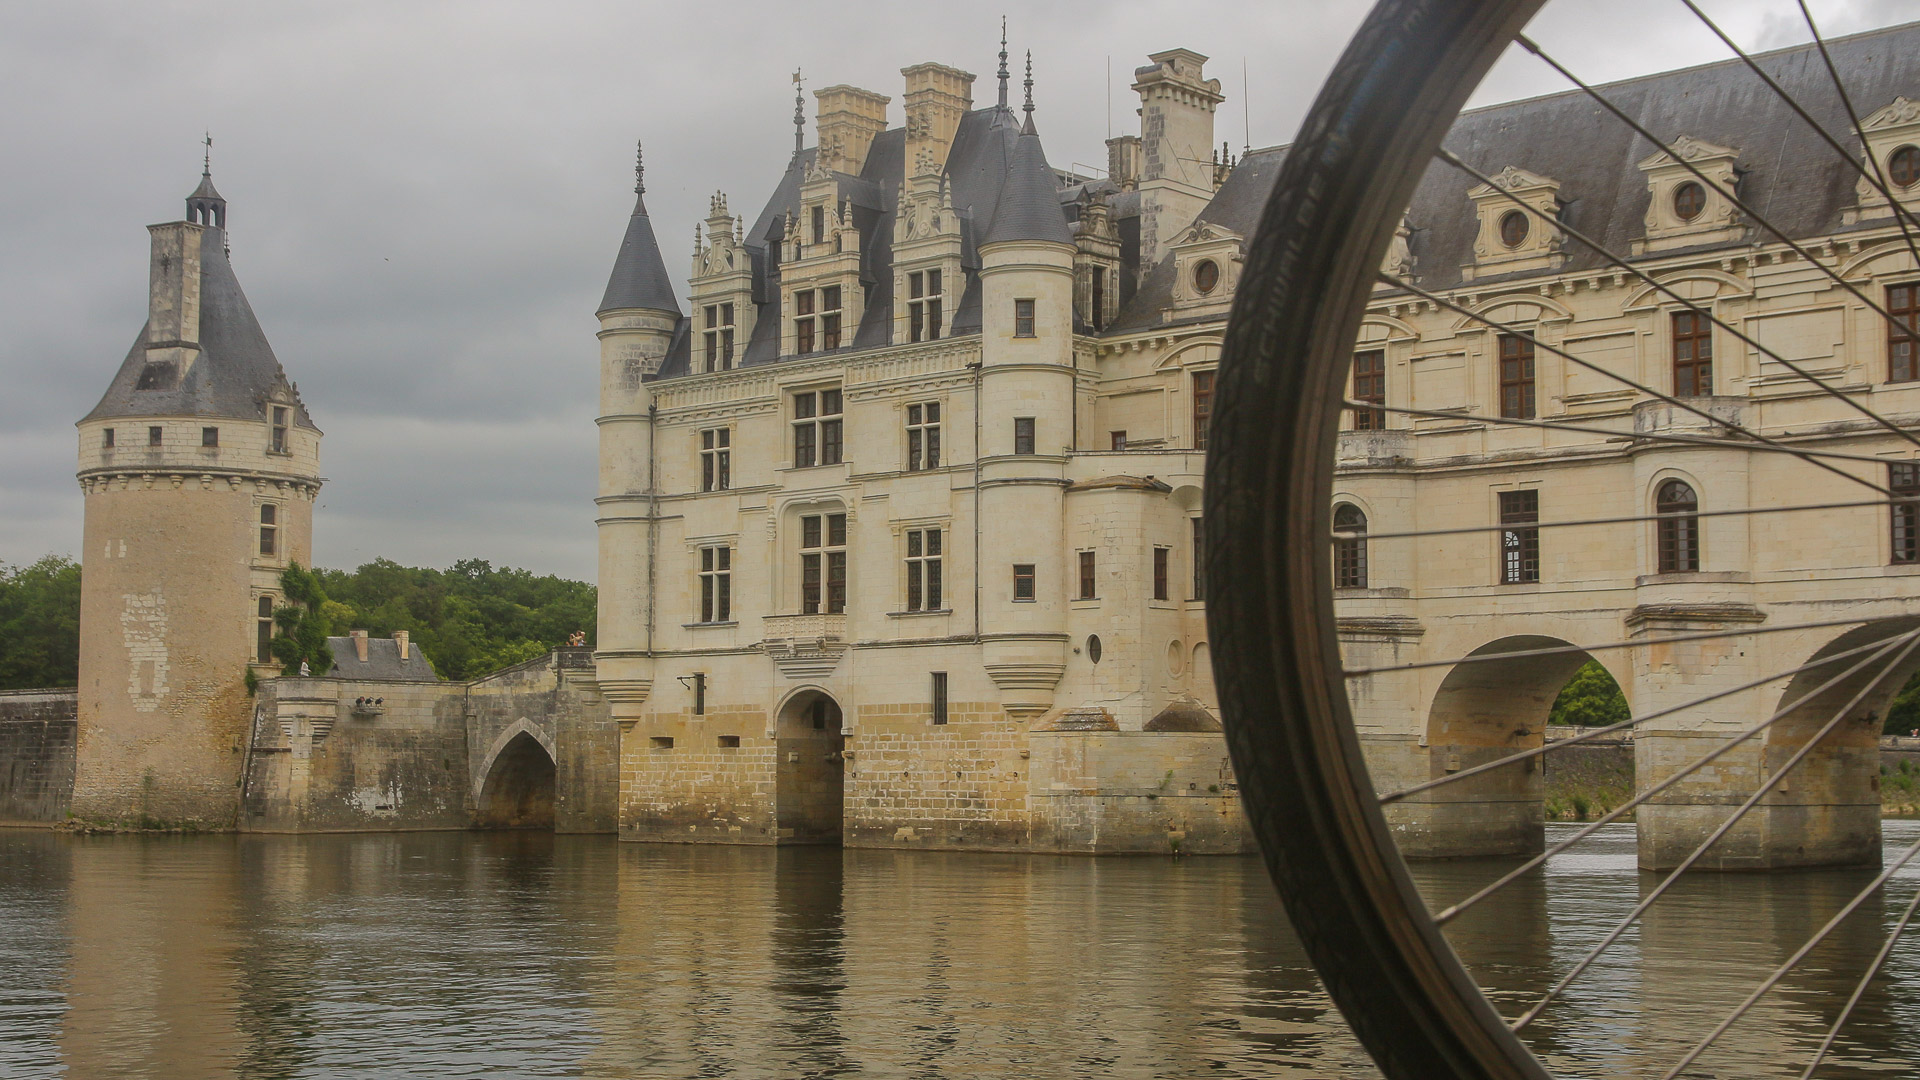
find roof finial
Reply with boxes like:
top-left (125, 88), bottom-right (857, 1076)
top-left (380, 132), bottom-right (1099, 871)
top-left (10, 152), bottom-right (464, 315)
top-left (1023, 50), bottom-right (1034, 119)
top-left (203, 131), bottom-right (212, 176)
top-left (634, 140), bottom-right (645, 195)
top-left (996, 18), bottom-right (1009, 110)
top-left (793, 69), bottom-right (806, 161)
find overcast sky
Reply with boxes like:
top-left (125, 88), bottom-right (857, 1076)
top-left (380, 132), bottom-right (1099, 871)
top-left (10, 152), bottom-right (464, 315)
top-left (0, 0), bottom-right (1912, 582)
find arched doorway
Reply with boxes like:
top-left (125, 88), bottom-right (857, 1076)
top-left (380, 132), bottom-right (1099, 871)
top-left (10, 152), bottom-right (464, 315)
top-left (1397, 635), bottom-right (1604, 858)
top-left (776, 690), bottom-right (845, 844)
top-left (477, 731), bottom-right (556, 830)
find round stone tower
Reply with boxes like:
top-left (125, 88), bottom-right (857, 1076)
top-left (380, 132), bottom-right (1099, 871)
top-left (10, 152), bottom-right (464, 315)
top-left (71, 168), bottom-right (322, 828)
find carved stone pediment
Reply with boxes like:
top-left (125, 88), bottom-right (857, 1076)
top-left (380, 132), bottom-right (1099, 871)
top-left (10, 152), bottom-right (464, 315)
top-left (1634, 136), bottom-right (1744, 255)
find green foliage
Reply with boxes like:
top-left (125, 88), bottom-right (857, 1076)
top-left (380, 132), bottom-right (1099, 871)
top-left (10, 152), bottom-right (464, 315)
top-left (1549, 660), bottom-right (1630, 728)
top-left (270, 563), bottom-right (336, 676)
top-left (316, 558), bottom-right (594, 680)
top-left (0, 555), bottom-right (83, 690)
top-left (1884, 670), bottom-right (1920, 736)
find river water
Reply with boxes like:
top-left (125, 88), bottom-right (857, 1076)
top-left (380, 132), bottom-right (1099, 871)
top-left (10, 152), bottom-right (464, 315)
top-left (1, 821), bottom-right (1917, 1079)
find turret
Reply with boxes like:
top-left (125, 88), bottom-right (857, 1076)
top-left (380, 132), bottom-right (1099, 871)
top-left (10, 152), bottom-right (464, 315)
top-left (1132, 48), bottom-right (1224, 267)
top-left (594, 141), bottom-right (682, 741)
top-left (976, 58), bottom-right (1077, 719)
top-left (71, 166), bottom-right (323, 828)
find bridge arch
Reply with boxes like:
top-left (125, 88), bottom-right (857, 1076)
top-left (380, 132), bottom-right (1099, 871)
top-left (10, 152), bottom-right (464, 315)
top-left (475, 719), bottom-right (556, 830)
top-left (1403, 635), bottom-right (1619, 858)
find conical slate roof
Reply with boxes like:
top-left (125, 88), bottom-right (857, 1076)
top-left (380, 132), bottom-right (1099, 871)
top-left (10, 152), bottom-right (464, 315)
top-left (189, 171), bottom-right (223, 203)
top-left (83, 223), bottom-right (315, 428)
top-left (982, 117), bottom-right (1071, 247)
top-left (598, 188), bottom-right (680, 316)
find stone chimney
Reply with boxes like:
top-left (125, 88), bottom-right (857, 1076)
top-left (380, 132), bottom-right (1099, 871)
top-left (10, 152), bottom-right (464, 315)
top-left (815, 85), bottom-right (892, 175)
top-left (1132, 48), bottom-right (1224, 267)
top-left (1106, 134), bottom-right (1142, 191)
top-left (141, 221), bottom-right (206, 389)
top-left (350, 629), bottom-right (369, 663)
top-left (393, 630), bottom-right (409, 661)
top-left (902, 62), bottom-right (974, 176)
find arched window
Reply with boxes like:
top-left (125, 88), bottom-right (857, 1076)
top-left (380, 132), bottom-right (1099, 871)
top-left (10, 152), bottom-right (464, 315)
top-left (1334, 504), bottom-right (1368, 588)
top-left (1656, 480), bottom-right (1699, 573)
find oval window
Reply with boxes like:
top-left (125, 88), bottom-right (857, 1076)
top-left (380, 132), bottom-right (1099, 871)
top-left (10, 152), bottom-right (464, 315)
top-left (1167, 639), bottom-right (1185, 676)
top-left (1498, 210), bottom-right (1529, 248)
top-left (1672, 180), bottom-right (1705, 222)
top-left (1087, 635), bottom-right (1103, 664)
top-left (1192, 259), bottom-right (1220, 294)
top-left (1892, 145), bottom-right (1920, 189)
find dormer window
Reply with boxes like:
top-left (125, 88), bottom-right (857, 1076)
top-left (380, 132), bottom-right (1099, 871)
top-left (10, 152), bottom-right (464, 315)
top-left (1465, 166), bottom-right (1563, 278)
top-left (1633, 138), bottom-right (1742, 255)
top-left (908, 270), bottom-right (943, 342)
top-left (1853, 100), bottom-right (1920, 225)
top-left (811, 205), bottom-right (826, 246)
top-left (703, 303), bottom-right (735, 373)
top-left (270, 407), bottom-right (289, 454)
top-left (792, 287), bottom-right (843, 355)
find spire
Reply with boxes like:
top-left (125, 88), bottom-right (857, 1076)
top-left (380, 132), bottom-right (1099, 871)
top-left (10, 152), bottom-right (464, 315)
top-left (984, 104), bottom-right (1072, 248)
top-left (599, 137), bottom-right (680, 317)
top-left (1022, 50), bottom-right (1035, 133)
top-left (793, 69), bottom-right (806, 161)
top-left (635, 140), bottom-right (646, 195)
top-left (186, 133), bottom-right (226, 228)
top-left (996, 18), bottom-right (1009, 109)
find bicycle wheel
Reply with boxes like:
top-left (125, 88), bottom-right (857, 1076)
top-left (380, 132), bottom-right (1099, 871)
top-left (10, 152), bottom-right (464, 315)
top-left (1208, 1), bottom-right (1920, 1076)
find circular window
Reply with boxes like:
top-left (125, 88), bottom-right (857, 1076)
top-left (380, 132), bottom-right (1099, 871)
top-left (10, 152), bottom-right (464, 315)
top-left (1672, 180), bottom-right (1706, 222)
top-left (1087, 635), bottom-right (1103, 664)
top-left (1498, 210), bottom-right (1529, 248)
top-left (1892, 145), bottom-right (1920, 189)
top-left (1192, 259), bottom-right (1221, 294)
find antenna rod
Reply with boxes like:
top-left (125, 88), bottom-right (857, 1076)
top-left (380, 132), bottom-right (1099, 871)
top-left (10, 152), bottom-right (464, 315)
top-left (1242, 57), bottom-right (1251, 154)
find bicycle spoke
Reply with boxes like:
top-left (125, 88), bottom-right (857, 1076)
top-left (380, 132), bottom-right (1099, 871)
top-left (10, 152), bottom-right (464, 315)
top-left (1336, 494), bottom-right (1911, 543)
top-left (1798, 881), bottom-right (1920, 1078)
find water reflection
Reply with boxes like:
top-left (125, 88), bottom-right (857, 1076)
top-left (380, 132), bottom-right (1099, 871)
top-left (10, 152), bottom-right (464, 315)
top-left (0, 824), bottom-right (1917, 1077)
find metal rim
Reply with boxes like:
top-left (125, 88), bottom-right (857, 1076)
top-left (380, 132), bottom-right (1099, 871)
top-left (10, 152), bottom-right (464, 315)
top-left (1204, 1), bottom-right (1550, 1077)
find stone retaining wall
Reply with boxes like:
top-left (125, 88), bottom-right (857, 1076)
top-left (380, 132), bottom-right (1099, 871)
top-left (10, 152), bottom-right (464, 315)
top-left (0, 689), bottom-right (78, 825)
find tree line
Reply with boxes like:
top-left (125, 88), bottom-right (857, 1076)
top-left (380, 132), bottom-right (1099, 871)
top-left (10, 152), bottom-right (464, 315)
top-left (0, 555), bottom-right (594, 689)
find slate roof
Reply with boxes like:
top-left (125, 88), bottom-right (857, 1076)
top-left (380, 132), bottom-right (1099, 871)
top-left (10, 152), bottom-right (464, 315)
top-left (1109, 20), bottom-right (1920, 332)
top-left (983, 116), bottom-right (1076, 247)
top-left (642, 103), bottom-right (1046, 382)
top-left (84, 216), bottom-right (316, 428)
top-left (326, 636), bottom-right (440, 681)
top-left (598, 187), bottom-right (681, 316)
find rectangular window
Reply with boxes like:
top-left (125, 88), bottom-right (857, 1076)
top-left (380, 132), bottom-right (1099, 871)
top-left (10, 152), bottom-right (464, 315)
top-left (1153, 547), bottom-right (1170, 601)
top-left (1091, 266), bottom-right (1106, 331)
top-left (793, 390), bottom-right (842, 467)
top-left (256, 595), bottom-right (274, 663)
top-left (1351, 350), bottom-right (1386, 430)
top-left (102, 428), bottom-right (114, 449)
top-left (702, 303), bottom-right (736, 372)
top-left (931, 672), bottom-right (948, 725)
top-left (701, 428), bottom-right (731, 492)
top-left (1498, 334), bottom-right (1536, 420)
top-left (1192, 370), bottom-right (1215, 450)
top-left (794, 289), bottom-right (816, 354)
top-left (1891, 284), bottom-right (1919, 383)
top-left (271, 407), bottom-right (289, 453)
top-left (1191, 516), bottom-right (1206, 601)
top-left (905, 527), bottom-right (943, 611)
top-left (1013, 417), bottom-right (1036, 456)
top-left (1499, 489), bottom-right (1541, 584)
top-left (201, 426), bottom-right (219, 447)
top-left (820, 388), bottom-right (843, 465)
top-left (821, 286), bottom-right (843, 351)
top-left (1078, 550), bottom-right (1097, 600)
top-left (259, 504), bottom-right (278, 557)
top-left (693, 672), bottom-right (705, 716)
top-left (700, 545), bottom-right (732, 622)
top-left (1672, 311), bottom-right (1713, 396)
top-left (149, 425), bottom-right (163, 447)
top-left (811, 204), bottom-right (825, 245)
top-left (1014, 298), bottom-right (1036, 338)
top-left (906, 402), bottom-right (941, 471)
top-left (1111, 431), bottom-right (1126, 451)
top-left (908, 269), bottom-right (944, 343)
top-left (1012, 563), bottom-right (1036, 601)
top-left (799, 512), bottom-right (848, 614)
top-left (1894, 463), bottom-right (1920, 565)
